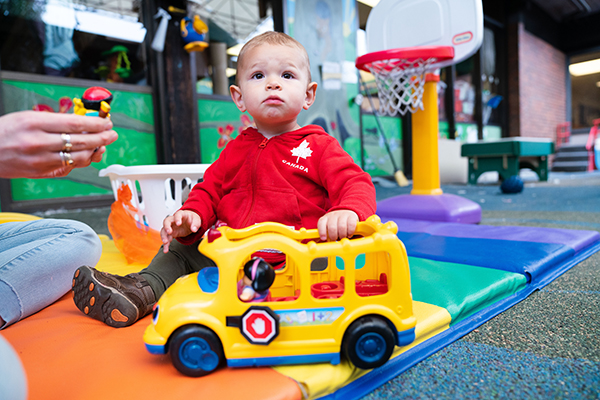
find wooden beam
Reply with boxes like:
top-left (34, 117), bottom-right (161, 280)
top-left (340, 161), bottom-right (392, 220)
top-left (145, 0), bottom-right (200, 164)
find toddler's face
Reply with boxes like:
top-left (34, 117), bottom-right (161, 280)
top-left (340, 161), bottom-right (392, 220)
top-left (232, 44), bottom-right (316, 134)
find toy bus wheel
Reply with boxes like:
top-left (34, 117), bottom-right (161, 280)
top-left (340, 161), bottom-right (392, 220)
top-left (342, 316), bottom-right (395, 370)
top-left (169, 325), bottom-right (224, 377)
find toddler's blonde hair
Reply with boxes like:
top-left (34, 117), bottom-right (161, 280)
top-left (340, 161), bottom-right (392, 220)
top-left (235, 31), bottom-right (312, 83)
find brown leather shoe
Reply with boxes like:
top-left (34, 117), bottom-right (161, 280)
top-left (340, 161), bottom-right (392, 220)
top-left (72, 266), bottom-right (156, 328)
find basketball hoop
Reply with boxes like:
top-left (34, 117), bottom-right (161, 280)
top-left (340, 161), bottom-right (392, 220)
top-left (356, 46), bottom-right (454, 117)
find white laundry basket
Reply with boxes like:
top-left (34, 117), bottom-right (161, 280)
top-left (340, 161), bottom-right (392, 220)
top-left (99, 164), bottom-right (210, 232)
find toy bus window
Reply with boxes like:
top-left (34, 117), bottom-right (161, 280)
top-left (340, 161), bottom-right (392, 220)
top-left (240, 252), bottom-right (301, 303)
top-left (310, 256), bottom-right (345, 300)
top-left (310, 257), bottom-right (357, 271)
top-left (334, 254), bottom-right (366, 270)
top-left (356, 252), bottom-right (390, 297)
top-left (311, 257), bottom-right (328, 271)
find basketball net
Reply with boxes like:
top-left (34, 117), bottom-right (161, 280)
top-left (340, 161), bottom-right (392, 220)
top-left (365, 57), bottom-right (437, 117)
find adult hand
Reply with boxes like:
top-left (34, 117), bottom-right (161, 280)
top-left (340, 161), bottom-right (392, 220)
top-left (0, 111), bottom-right (118, 179)
top-left (160, 210), bottom-right (202, 253)
top-left (317, 209), bottom-right (359, 241)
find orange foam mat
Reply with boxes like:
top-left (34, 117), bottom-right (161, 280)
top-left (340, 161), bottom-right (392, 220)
top-left (2, 294), bottom-right (302, 400)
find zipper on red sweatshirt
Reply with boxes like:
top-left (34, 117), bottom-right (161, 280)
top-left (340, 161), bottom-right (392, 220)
top-left (241, 137), bottom-right (268, 226)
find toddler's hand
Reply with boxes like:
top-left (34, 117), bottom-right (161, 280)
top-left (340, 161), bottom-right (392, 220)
top-left (317, 210), bottom-right (359, 242)
top-left (160, 210), bottom-right (202, 253)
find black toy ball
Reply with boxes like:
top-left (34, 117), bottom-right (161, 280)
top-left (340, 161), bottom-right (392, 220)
top-left (500, 175), bottom-right (524, 194)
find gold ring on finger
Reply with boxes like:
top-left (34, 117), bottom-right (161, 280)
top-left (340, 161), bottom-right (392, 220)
top-left (61, 133), bottom-right (73, 152)
top-left (59, 151), bottom-right (74, 166)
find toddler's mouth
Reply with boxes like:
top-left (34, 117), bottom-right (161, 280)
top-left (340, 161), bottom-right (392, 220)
top-left (264, 96), bottom-right (283, 104)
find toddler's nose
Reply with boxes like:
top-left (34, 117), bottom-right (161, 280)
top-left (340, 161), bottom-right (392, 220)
top-left (266, 80), bottom-right (281, 90)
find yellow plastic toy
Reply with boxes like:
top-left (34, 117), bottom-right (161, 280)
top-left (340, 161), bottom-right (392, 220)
top-left (73, 87), bottom-right (112, 118)
top-left (143, 215), bottom-right (416, 376)
top-left (180, 15), bottom-right (209, 53)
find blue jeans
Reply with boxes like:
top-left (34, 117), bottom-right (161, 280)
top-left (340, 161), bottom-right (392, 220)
top-left (0, 219), bottom-right (102, 329)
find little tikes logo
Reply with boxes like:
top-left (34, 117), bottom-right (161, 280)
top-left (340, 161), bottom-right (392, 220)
top-left (282, 140), bottom-right (312, 173)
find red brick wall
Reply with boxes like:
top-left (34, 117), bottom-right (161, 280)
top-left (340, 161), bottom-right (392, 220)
top-left (516, 23), bottom-right (567, 139)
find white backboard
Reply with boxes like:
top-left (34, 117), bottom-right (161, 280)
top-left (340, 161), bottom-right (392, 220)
top-left (365, 0), bottom-right (483, 68)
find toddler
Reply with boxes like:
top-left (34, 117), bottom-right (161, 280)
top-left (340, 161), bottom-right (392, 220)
top-left (72, 31), bottom-right (376, 327)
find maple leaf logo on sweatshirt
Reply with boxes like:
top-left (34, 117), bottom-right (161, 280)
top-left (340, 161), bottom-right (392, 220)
top-left (290, 140), bottom-right (313, 163)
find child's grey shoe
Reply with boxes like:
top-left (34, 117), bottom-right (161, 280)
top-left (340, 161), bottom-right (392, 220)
top-left (72, 266), bottom-right (156, 328)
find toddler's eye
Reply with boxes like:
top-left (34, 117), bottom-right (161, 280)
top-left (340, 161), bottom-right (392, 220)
top-left (282, 72), bottom-right (293, 79)
top-left (251, 72), bottom-right (264, 79)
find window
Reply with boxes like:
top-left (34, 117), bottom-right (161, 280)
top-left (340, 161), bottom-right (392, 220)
top-left (355, 252), bottom-right (390, 298)
top-left (310, 256), bottom-right (346, 300)
top-left (0, 0), bottom-right (147, 84)
top-left (570, 50), bottom-right (600, 131)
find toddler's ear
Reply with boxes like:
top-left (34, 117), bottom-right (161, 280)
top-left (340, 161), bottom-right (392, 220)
top-left (230, 85), bottom-right (246, 112)
top-left (303, 82), bottom-right (317, 110)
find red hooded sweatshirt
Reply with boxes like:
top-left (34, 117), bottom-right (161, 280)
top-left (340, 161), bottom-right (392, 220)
top-left (177, 125), bottom-right (376, 245)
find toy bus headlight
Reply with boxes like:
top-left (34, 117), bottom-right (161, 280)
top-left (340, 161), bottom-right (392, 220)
top-left (152, 304), bottom-right (160, 325)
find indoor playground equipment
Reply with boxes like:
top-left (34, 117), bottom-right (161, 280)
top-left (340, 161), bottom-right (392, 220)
top-left (356, 0), bottom-right (483, 223)
top-left (143, 216), bottom-right (416, 376)
top-left (461, 137), bottom-right (554, 193)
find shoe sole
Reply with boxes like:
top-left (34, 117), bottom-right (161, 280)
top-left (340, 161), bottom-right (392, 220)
top-left (72, 266), bottom-right (140, 328)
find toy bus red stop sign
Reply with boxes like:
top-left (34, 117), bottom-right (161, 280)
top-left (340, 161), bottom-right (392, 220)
top-left (240, 306), bottom-right (279, 345)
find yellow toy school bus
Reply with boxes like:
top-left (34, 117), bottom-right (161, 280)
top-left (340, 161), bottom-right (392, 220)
top-left (143, 215), bottom-right (416, 376)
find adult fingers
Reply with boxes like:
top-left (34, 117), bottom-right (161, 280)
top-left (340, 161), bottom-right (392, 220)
top-left (90, 146), bottom-right (106, 163)
top-left (53, 130), bottom-right (118, 153)
top-left (21, 147), bottom-right (100, 178)
top-left (34, 165), bottom-right (75, 179)
top-left (37, 112), bottom-right (113, 134)
top-left (52, 149), bottom-right (100, 170)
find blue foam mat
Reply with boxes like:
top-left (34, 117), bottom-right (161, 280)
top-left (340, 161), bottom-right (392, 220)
top-left (316, 220), bottom-right (600, 400)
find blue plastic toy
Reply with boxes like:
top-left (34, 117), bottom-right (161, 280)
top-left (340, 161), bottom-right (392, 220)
top-left (180, 16), bottom-right (208, 53)
top-left (500, 175), bottom-right (524, 194)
